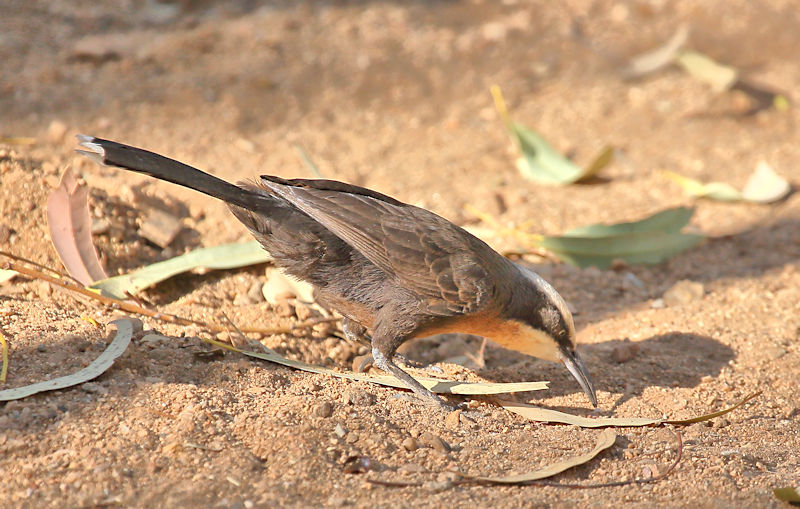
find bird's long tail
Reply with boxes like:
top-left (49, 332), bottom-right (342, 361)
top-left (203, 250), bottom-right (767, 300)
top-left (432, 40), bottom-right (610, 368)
top-left (76, 135), bottom-right (268, 211)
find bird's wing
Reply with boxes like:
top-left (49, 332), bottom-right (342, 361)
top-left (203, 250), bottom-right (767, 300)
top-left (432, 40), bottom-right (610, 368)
top-left (260, 176), bottom-right (501, 316)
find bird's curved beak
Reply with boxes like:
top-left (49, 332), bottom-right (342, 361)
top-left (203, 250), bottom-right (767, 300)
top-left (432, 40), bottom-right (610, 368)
top-left (560, 349), bottom-right (598, 408)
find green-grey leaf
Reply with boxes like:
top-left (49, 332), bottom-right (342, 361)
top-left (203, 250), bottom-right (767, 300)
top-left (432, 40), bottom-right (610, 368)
top-left (537, 231), bottom-right (704, 269)
top-left (774, 486), bottom-right (800, 504)
top-left (563, 207), bottom-right (695, 237)
top-left (534, 207), bottom-right (704, 269)
top-left (90, 241), bottom-right (273, 299)
top-left (513, 123), bottom-right (584, 185)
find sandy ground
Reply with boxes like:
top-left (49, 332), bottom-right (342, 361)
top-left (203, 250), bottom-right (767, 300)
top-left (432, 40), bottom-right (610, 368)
top-left (1, 1), bottom-right (799, 507)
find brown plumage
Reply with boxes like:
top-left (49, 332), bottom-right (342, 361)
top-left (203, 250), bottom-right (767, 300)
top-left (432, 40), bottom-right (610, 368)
top-left (77, 135), bottom-right (597, 408)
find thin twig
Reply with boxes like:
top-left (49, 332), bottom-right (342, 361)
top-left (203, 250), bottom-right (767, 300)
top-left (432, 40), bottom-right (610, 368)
top-left (4, 259), bottom-right (209, 326)
top-left (2, 256), bottom-right (340, 335)
top-left (0, 250), bottom-right (84, 287)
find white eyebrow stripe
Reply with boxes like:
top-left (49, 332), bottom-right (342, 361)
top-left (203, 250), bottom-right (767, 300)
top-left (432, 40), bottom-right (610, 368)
top-left (521, 268), bottom-right (576, 346)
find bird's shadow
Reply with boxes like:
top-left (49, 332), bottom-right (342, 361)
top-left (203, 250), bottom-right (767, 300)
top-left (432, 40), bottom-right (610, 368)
top-left (403, 332), bottom-right (735, 411)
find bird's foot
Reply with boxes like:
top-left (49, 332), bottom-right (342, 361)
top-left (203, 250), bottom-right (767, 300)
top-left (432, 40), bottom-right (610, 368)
top-left (355, 352), bottom-right (423, 373)
top-left (370, 349), bottom-right (453, 410)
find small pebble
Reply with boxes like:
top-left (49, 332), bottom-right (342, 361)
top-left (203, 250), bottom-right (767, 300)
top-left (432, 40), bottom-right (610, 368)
top-left (762, 345), bottom-right (786, 361)
top-left (419, 431), bottom-right (450, 453)
top-left (402, 437), bottom-right (419, 452)
top-left (423, 480), bottom-right (453, 492)
top-left (246, 281), bottom-right (264, 303)
top-left (611, 340), bottom-right (640, 363)
top-left (663, 280), bottom-right (704, 306)
top-left (399, 462), bottom-right (425, 473)
top-left (445, 409), bottom-right (462, 429)
top-left (91, 218), bottom-right (111, 235)
top-left (314, 401), bottom-right (334, 418)
top-left (344, 388), bottom-right (376, 406)
top-left (295, 303), bottom-right (320, 321)
top-left (274, 301), bottom-right (295, 318)
top-left (713, 417), bottom-right (731, 429)
top-left (334, 423), bottom-right (347, 438)
top-left (0, 224), bottom-right (11, 243)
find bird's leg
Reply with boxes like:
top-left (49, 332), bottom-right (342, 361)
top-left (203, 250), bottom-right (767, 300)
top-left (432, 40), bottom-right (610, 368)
top-left (343, 317), bottom-right (422, 372)
top-left (370, 333), bottom-right (451, 409)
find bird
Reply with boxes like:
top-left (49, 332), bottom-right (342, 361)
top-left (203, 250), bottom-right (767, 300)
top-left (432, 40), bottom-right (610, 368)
top-left (76, 135), bottom-right (597, 409)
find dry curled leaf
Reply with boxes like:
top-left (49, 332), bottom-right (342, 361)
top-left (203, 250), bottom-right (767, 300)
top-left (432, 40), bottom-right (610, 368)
top-left (664, 162), bottom-right (790, 204)
top-left (457, 429), bottom-right (616, 483)
top-left (498, 391), bottom-right (760, 427)
top-left (741, 161), bottom-right (791, 203)
top-left (47, 167), bottom-right (108, 285)
top-left (621, 25), bottom-right (689, 79)
top-left (0, 319), bottom-right (140, 401)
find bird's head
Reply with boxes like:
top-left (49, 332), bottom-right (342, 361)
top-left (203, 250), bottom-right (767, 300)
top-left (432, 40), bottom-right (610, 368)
top-left (505, 265), bottom-right (598, 407)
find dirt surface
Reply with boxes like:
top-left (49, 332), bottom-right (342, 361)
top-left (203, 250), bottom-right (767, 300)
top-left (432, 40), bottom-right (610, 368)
top-left (1, 1), bottom-right (799, 507)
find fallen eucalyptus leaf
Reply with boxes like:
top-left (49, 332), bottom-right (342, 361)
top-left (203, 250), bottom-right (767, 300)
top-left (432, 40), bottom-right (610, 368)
top-left (498, 391), bottom-right (760, 427)
top-left (458, 428), bottom-right (616, 483)
top-left (773, 486), bottom-right (800, 504)
top-left (90, 240), bottom-right (273, 299)
top-left (662, 171), bottom-right (743, 201)
top-left (561, 207), bottom-right (694, 237)
top-left (491, 85), bottom-right (608, 185)
top-left (664, 163), bottom-right (791, 204)
top-left (203, 337), bottom-right (549, 395)
top-left (676, 50), bottom-right (738, 92)
top-left (533, 207), bottom-right (704, 269)
top-left (513, 124), bottom-right (585, 185)
top-left (47, 167), bottom-right (108, 285)
top-left (0, 319), bottom-right (139, 401)
top-left (622, 25), bottom-right (689, 79)
top-left (582, 145), bottom-right (615, 180)
top-left (741, 161), bottom-right (792, 203)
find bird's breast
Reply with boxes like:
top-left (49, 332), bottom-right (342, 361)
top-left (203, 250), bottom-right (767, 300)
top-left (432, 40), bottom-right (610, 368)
top-left (411, 312), bottom-right (561, 362)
